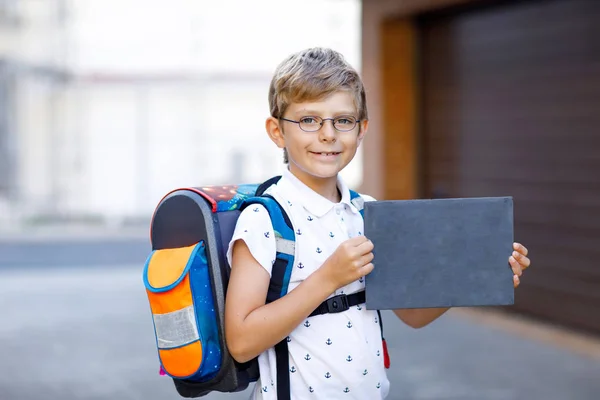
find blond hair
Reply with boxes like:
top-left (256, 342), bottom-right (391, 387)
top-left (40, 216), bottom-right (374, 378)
top-left (269, 47), bottom-right (368, 120)
top-left (268, 48), bottom-right (368, 162)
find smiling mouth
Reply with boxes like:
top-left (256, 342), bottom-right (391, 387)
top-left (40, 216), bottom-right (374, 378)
top-left (310, 151), bottom-right (341, 156)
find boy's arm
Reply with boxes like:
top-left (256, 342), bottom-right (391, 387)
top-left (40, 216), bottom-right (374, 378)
top-left (393, 307), bottom-right (449, 329)
top-left (224, 239), bottom-right (337, 363)
top-left (225, 235), bottom-right (374, 363)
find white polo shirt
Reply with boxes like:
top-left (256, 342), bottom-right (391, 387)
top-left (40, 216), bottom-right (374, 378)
top-left (226, 168), bottom-right (390, 400)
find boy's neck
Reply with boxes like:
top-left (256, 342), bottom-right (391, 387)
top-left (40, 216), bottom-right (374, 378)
top-left (287, 165), bottom-right (341, 203)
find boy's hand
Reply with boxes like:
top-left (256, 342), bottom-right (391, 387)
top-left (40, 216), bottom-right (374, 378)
top-left (509, 242), bottom-right (531, 288)
top-left (320, 236), bottom-right (374, 290)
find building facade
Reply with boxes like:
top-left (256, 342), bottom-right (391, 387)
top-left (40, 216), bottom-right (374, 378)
top-left (360, 0), bottom-right (600, 335)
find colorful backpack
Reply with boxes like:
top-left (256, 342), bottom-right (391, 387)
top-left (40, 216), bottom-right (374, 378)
top-left (142, 176), bottom-right (389, 399)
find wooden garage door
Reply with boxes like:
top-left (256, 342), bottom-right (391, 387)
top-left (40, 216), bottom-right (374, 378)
top-left (419, 0), bottom-right (600, 334)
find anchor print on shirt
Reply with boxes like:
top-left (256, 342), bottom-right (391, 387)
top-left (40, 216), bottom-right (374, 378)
top-left (290, 366), bottom-right (297, 373)
top-left (346, 321), bottom-right (353, 328)
top-left (308, 387), bottom-right (314, 393)
top-left (324, 372), bottom-right (331, 379)
top-left (316, 247), bottom-right (322, 254)
top-left (296, 228), bottom-right (302, 235)
top-left (304, 354), bottom-right (311, 361)
top-left (264, 232), bottom-right (270, 238)
top-left (362, 369), bottom-right (368, 376)
top-left (346, 355), bottom-right (353, 362)
top-left (325, 338), bottom-right (332, 345)
top-left (262, 386), bottom-right (268, 393)
top-left (375, 316), bottom-right (378, 324)
top-left (377, 382), bottom-right (381, 389)
top-left (377, 350), bottom-right (381, 356)
top-left (343, 387), bottom-right (350, 393)
top-left (297, 262), bottom-right (304, 269)
top-left (287, 200), bottom-right (293, 206)
top-left (307, 216), bottom-right (313, 222)
top-left (253, 207), bottom-right (260, 212)
top-left (286, 336), bottom-right (291, 343)
top-left (329, 232), bottom-right (335, 238)
top-left (356, 304), bottom-right (362, 311)
top-left (304, 320), bottom-right (311, 328)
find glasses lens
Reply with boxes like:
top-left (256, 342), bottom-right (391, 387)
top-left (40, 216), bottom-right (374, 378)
top-left (334, 116), bottom-right (357, 131)
top-left (299, 117), bottom-right (322, 132)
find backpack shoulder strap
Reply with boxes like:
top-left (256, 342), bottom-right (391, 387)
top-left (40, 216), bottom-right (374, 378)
top-left (255, 175), bottom-right (282, 196)
top-left (241, 188), bottom-right (295, 400)
top-left (241, 194), bottom-right (295, 300)
top-left (349, 189), bottom-right (365, 216)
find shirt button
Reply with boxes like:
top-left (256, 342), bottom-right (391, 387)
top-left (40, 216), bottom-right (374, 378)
top-left (336, 209), bottom-right (341, 215)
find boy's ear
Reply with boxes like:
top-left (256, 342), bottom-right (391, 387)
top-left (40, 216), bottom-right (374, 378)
top-left (357, 119), bottom-right (369, 146)
top-left (266, 117), bottom-right (286, 149)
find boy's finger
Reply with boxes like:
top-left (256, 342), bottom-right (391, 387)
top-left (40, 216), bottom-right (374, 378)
top-left (512, 251), bottom-right (531, 269)
top-left (360, 262), bottom-right (374, 277)
top-left (509, 256), bottom-right (522, 276)
top-left (359, 252), bottom-right (374, 267)
top-left (513, 275), bottom-right (520, 288)
top-left (519, 255), bottom-right (531, 270)
top-left (348, 235), bottom-right (369, 245)
top-left (356, 238), bottom-right (374, 254)
top-left (513, 242), bottom-right (528, 256)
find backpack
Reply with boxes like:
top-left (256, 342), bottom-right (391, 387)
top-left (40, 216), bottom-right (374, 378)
top-left (142, 176), bottom-right (389, 399)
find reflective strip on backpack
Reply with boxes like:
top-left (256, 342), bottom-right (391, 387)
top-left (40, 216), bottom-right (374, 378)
top-left (153, 305), bottom-right (199, 349)
top-left (275, 236), bottom-right (295, 256)
top-left (351, 196), bottom-right (364, 212)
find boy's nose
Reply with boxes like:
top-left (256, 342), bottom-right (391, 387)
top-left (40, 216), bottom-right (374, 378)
top-left (319, 120), bottom-right (337, 142)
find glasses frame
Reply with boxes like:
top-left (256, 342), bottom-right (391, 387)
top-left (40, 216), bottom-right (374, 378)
top-left (279, 115), bottom-right (361, 132)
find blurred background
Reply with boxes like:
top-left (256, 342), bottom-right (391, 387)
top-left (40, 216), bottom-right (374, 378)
top-left (1, 0), bottom-right (599, 399)
top-left (0, 0), bottom-right (363, 229)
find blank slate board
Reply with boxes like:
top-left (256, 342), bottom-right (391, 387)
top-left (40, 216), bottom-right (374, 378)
top-left (363, 197), bottom-right (514, 310)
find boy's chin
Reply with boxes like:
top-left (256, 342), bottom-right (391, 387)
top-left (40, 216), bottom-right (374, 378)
top-left (289, 158), bottom-right (348, 179)
top-left (291, 164), bottom-right (340, 180)
top-left (305, 166), bottom-right (343, 180)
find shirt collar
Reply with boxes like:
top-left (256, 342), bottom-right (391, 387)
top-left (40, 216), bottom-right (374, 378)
top-left (277, 167), bottom-right (358, 217)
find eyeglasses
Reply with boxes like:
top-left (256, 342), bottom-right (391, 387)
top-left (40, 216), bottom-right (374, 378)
top-left (280, 116), bottom-right (360, 132)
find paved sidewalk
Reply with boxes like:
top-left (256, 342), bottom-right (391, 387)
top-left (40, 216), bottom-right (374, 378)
top-left (0, 236), bottom-right (598, 400)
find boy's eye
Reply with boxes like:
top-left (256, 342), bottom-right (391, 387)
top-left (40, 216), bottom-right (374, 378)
top-left (336, 118), bottom-right (353, 125)
top-left (300, 117), bottom-right (319, 125)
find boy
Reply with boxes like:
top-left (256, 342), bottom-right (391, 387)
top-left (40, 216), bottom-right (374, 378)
top-left (224, 47), bottom-right (531, 399)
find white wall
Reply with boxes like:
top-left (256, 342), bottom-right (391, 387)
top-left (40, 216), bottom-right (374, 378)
top-left (60, 77), bottom-right (283, 218)
top-left (66, 0), bottom-right (362, 73)
top-left (7, 0), bottom-right (364, 223)
top-left (0, 0), bottom-right (70, 226)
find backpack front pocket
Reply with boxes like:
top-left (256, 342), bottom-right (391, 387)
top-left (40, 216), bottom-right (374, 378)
top-left (143, 242), bottom-right (222, 381)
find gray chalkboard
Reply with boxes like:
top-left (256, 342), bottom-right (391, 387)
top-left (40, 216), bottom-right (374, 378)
top-left (363, 197), bottom-right (514, 310)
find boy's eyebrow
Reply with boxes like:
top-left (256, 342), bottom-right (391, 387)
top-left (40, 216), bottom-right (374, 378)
top-left (293, 109), bottom-right (358, 116)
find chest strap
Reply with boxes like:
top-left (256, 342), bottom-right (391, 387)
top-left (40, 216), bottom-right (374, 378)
top-left (309, 290), bottom-right (366, 317)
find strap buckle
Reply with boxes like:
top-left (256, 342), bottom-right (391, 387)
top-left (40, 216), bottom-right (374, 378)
top-left (325, 294), bottom-right (349, 313)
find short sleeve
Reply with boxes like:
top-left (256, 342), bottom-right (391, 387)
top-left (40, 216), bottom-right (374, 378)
top-left (226, 204), bottom-right (277, 277)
